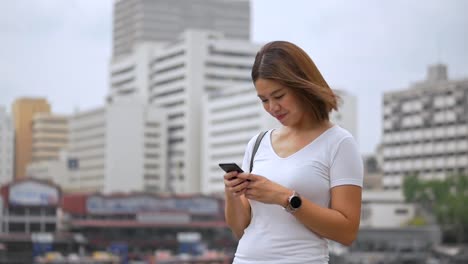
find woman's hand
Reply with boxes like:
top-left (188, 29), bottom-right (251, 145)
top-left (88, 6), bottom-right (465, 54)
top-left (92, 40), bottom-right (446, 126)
top-left (236, 173), bottom-right (291, 206)
top-left (224, 171), bottom-right (250, 197)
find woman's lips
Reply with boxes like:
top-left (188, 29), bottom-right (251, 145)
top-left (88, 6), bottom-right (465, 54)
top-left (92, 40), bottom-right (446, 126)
top-left (275, 113), bottom-right (287, 121)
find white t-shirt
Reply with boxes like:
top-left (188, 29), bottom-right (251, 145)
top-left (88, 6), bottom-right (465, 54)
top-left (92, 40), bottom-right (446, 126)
top-left (233, 125), bottom-right (363, 264)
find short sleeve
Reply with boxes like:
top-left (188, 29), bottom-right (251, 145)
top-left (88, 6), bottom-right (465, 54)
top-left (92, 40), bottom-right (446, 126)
top-left (330, 137), bottom-right (363, 188)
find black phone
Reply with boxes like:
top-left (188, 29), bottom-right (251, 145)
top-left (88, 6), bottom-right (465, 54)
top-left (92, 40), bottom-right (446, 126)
top-left (218, 163), bottom-right (244, 173)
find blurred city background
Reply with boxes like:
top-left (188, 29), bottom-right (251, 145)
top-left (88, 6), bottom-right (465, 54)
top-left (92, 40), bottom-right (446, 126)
top-left (1, 0), bottom-right (467, 263)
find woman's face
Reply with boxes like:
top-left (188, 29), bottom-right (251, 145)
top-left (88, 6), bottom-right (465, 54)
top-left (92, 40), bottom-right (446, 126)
top-left (255, 78), bottom-right (308, 127)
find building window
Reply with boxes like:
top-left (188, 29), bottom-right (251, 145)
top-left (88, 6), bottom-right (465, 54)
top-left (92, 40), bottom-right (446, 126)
top-left (395, 208), bottom-right (408, 215)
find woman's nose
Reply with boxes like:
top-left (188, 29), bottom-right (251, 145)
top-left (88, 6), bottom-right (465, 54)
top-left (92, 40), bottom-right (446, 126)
top-left (269, 101), bottom-right (280, 111)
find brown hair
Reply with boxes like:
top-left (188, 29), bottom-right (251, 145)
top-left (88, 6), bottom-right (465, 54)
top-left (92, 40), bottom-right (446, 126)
top-left (251, 41), bottom-right (339, 122)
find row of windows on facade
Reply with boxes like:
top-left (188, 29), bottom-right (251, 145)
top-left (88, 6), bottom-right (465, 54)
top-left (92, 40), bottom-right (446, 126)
top-left (383, 152), bottom-right (468, 161)
top-left (111, 59), bottom-right (251, 86)
top-left (383, 120), bottom-right (467, 131)
top-left (384, 125), bottom-right (466, 136)
top-left (382, 139), bottom-right (468, 147)
top-left (383, 98), bottom-right (467, 113)
top-left (383, 167), bottom-right (466, 176)
top-left (3, 223), bottom-right (56, 233)
top-left (383, 87), bottom-right (468, 103)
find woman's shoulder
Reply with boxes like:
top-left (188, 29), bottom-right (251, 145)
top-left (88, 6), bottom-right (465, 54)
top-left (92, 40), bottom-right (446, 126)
top-left (322, 125), bottom-right (358, 152)
top-left (246, 129), bottom-right (272, 147)
top-left (325, 124), bottom-right (354, 141)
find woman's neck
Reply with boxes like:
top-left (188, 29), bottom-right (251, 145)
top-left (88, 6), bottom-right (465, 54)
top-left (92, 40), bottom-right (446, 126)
top-left (279, 120), bottom-right (333, 138)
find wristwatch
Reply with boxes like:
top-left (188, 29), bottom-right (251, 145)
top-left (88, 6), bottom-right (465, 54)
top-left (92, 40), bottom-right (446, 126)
top-left (284, 191), bottom-right (302, 213)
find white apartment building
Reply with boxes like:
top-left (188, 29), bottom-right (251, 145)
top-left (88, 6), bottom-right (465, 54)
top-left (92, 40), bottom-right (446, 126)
top-left (113, 0), bottom-right (250, 56)
top-left (109, 42), bottom-right (165, 103)
top-left (66, 99), bottom-right (168, 193)
top-left (0, 106), bottom-right (14, 186)
top-left (30, 113), bottom-right (68, 163)
top-left (66, 107), bottom-right (106, 192)
top-left (26, 151), bottom-right (69, 187)
top-left (382, 64), bottom-right (468, 189)
top-left (26, 113), bottom-right (69, 186)
top-left (360, 190), bottom-right (416, 228)
top-left (202, 84), bottom-right (278, 194)
top-left (330, 89), bottom-right (358, 141)
top-left (146, 30), bottom-right (260, 193)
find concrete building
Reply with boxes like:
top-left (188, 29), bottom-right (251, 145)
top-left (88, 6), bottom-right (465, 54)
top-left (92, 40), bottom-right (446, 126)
top-left (109, 43), bottom-right (164, 104)
top-left (0, 179), bottom-right (83, 263)
top-left (66, 99), bottom-right (168, 194)
top-left (0, 106), bottom-right (14, 186)
top-left (382, 64), bottom-right (468, 189)
top-left (12, 98), bottom-right (51, 180)
top-left (202, 84), bottom-right (278, 194)
top-left (363, 145), bottom-right (383, 190)
top-left (330, 89), bottom-right (358, 142)
top-left (113, 0), bottom-right (250, 56)
top-left (146, 30), bottom-right (260, 193)
top-left (360, 190), bottom-right (415, 228)
top-left (26, 113), bottom-right (69, 186)
top-left (66, 107), bottom-right (106, 193)
top-left (30, 113), bottom-right (68, 163)
top-left (26, 151), bottom-right (69, 188)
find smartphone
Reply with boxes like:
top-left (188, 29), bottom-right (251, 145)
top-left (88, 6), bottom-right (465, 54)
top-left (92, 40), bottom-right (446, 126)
top-left (218, 163), bottom-right (244, 173)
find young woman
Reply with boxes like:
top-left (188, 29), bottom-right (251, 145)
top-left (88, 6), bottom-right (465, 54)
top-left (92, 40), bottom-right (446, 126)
top-left (223, 41), bottom-right (363, 263)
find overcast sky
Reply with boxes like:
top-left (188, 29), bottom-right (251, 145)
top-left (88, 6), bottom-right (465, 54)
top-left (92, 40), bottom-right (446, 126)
top-left (1, 0), bottom-right (467, 154)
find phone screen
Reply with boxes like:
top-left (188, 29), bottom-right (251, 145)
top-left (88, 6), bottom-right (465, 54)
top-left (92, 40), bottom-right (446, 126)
top-left (218, 163), bottom-right (244, 173)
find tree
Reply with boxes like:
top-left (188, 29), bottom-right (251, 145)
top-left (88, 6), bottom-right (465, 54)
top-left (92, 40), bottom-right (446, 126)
top-left (403, 174), bottom-right (468, 243)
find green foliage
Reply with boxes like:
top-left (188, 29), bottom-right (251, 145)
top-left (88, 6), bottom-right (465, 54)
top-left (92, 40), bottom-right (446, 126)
top-left (402, 174), bottom-right (468, 243)
top-left (406, 216), bottom-right (427, 226)
top-left (403, 174), bottom-right (420, 203)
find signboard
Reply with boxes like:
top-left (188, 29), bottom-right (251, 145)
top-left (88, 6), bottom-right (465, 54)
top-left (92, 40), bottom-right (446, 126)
top-left (86, 196), bottom-right (219, 215)
top-left (137, 212), bottom-right (190, 224)
top-left (9, 181), bottom-right (59, 206)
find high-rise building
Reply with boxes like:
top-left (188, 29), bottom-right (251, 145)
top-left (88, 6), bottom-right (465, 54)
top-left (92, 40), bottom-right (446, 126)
top-left (0, 106), bottom-right (14, 186)
top-left (202, 84), bottom-right (278, 194)
top-left (113, 0), bottom-right (250, 56)
top-left (66, 99), bottom-right (168, 193)
top-left (382, 64), bottom-right (468, 189)
top-left (26, 151), bottom-right (69, 187)
top-left (30, 113), bottom-right (69, 163)
top-left (67, 107), bottom-right (105, 192)
top-left (12, 98), bottom-right (51, 179)
top-left (26, 113), bottom-right (69, 186)
top-left (109, 42), bottom-right (164, 103)
top-left (147, 30), bottom-right (259, 193)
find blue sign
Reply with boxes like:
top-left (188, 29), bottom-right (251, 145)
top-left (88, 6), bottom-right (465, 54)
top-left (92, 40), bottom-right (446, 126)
top-left (109, 243), bottom-right (128, 264)
top-left (68, 158), bottom-right (79, 170)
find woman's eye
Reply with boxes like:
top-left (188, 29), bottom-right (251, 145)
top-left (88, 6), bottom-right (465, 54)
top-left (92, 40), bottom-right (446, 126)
top-left (275, 94), bottom-right (285, 100)
top-left (261, 99), bottom-right (268, 103)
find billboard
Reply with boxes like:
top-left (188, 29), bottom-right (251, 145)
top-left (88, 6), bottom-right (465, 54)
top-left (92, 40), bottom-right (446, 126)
top-left (9, 181), bottom-right (59, 206)
top-left (86, 195), bottom-right (219, 215)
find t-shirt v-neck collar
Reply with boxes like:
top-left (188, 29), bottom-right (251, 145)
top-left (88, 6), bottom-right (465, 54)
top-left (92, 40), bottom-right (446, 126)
top-left (268, 125), bottom-right (338, 160)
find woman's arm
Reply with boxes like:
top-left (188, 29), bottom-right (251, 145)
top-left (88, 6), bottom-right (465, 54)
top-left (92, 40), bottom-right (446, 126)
top-left (238, 173), bottom-right (361, 245)
top-left (224, 171), bottom-right (252, 239)
top-left (284, 185), bottom-right (362, 246)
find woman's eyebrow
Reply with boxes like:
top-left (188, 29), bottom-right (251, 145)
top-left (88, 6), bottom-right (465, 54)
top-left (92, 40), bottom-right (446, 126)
top-left (271, 88), bottom-right (285, 95)
top-left (258, 88), bottom-right (285, 98)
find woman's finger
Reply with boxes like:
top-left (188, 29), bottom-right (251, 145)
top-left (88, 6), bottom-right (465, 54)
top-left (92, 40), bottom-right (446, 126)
top-left (223, 171), bottom-right (238, 180)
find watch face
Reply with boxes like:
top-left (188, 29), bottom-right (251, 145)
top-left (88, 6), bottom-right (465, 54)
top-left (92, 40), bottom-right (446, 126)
top-left (290, 196), bottom-right (302, 209)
